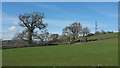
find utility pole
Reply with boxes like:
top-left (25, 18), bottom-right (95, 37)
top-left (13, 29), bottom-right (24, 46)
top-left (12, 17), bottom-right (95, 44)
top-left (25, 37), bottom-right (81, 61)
top-left (95, 21), bottom-right (98, 33)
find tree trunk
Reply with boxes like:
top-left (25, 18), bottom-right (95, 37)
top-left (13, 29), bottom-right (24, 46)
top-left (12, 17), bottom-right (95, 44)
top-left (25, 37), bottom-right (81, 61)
top-left (28, 29), bottom-right (33, 45)
top-left (70, 35), bottom-right (75, 44)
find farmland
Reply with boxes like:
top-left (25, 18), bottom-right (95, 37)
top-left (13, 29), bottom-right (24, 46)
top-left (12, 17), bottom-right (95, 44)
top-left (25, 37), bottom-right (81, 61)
top-left (2, 36), bottom-right (118, 66)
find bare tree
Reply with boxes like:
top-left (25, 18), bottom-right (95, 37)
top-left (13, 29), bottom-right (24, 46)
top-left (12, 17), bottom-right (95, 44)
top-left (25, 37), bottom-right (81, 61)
top-left (12, 29), bottom-right (29, 41)
top-left (63, 22), bottom-right (82, 43)
top-left (19, 12), bottom-right (47, 44)
top-left (33, 29), bottom-right (50, 45)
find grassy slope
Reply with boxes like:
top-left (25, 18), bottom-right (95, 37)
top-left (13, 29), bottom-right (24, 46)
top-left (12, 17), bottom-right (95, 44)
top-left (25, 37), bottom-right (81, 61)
top-left (88, 33), bottom-right (118, 40)
top-left (2, 37), bottom-right (118, 66)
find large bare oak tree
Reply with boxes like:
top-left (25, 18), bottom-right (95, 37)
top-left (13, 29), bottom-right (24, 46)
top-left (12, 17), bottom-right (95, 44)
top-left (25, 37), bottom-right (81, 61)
top-left (19, 12), bottom-right (47, 44)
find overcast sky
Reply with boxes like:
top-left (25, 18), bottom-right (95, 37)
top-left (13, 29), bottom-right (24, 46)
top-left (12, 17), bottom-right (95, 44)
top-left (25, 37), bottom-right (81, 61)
top-left (2, 2), bottom-right (118, 40)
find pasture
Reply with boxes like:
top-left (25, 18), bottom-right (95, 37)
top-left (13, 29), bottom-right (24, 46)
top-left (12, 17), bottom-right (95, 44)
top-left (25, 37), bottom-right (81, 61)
top-left (2, 38), bottom-right (118, 66)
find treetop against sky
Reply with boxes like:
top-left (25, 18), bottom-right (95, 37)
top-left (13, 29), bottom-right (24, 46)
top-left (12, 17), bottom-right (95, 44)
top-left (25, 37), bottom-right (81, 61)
top-left (2, 2), bottom-right (118, 40)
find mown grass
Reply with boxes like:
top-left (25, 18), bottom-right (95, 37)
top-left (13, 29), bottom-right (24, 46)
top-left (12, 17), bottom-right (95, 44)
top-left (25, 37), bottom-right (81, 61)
top-left (2, 37), bottom-right (118, 66)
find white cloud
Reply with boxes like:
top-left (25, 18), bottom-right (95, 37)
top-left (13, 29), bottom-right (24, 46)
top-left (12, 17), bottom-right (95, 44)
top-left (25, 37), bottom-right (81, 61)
top-left (2, 27), bottom-right (21, 40)
top-left (9, 26), bottom-right (17, 32)
top-left (2, 13), bottom-right (20, 40)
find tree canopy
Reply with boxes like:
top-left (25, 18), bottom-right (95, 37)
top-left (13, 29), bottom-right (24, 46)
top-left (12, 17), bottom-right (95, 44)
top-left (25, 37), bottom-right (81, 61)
top-left (19, 12), bottom-right (47, 44)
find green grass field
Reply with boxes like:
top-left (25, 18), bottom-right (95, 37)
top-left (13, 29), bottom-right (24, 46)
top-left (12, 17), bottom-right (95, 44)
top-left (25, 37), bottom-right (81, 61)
top-left (88, 33), bottom-right (118, 40)
top-left (2, 37), bottom-right (118, 66)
